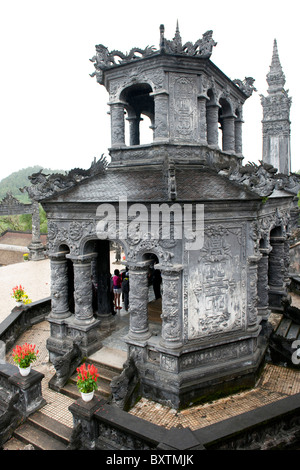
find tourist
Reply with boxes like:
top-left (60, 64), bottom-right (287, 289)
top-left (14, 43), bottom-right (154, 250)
top-left (110, 273), bottom-right (116, 315)
top-left (113, 269), bottom-right (122, 310)
top-left (122, 272), bottom-right (130, 311)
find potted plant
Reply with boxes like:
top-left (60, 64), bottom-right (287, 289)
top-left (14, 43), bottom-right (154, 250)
top-left (76, 363), bottom-right (99, 402)
top-left (12, 343), bottom-right (39, 376)
top-left (23, 253), bottom-right (29, 261)
top-left (11, 285), bottom-right (26, 307)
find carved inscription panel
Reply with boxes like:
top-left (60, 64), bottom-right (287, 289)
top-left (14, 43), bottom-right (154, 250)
top-left (169, 73), bottom-right (198, 143)
top-left (187, 225), bottom-right (246, 339)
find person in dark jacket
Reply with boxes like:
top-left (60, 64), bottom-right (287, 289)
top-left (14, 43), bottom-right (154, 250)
top-left (121, 272), bottom-right (130, 311)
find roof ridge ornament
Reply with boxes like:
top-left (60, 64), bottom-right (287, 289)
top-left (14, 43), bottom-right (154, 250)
top-left (90, 23), bottom-right (217, 83)
top-left (233, 77), bottom-right (257, 97)
top-left (160, 23), bottom-right (217, 58)
top-left (22, 155), bottom-right (108, 201)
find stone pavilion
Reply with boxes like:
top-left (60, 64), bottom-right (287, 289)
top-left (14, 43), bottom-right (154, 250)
top-left (25, 24), bottom-right (300, 408)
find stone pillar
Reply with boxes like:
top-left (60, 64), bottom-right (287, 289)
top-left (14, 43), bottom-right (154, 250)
top-left (49, 252), bottom-right (71, 319)
top-left (71, 254), bottom-right (98, 325)
top-left (8, 367), bottom-right (46, 417)
top-left (206, 103), bottom-right (219, 147)
top-left (127, 262), bottom-right (151, 341)
top-left (257, 248), bottom-right (271, 322)
top-left (235, 117), bottom-right (243, 155)
top-left (268, 235), bottom-right (287, 310)
top-left (69, 397), bottom-right (104, 450)
top-left (197, 95), bottom-right (208, 144)
top-left (283, 234), bottom-right (291, 284)
top-left (127, 115), bottom-right (141, 146)
top-left (159, 266), bottom-right (183, 349)
top-left (247, 255), bottom-right (260, 330)
top-left (28, 200), bottom-right (44, 261)
top-left (109, 101), bottom-right (126, 147)
top-left (222, 115), bottom-right (235, 152)
top-left (151, 90), bottom-right (169, 142)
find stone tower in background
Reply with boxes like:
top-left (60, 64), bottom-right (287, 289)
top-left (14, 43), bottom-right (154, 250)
top-left (261, 40), bottom-right (292, 175)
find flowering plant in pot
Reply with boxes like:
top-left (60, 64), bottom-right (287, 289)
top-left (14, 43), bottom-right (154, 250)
top-left (11, 285), bottom-right (28, 306)
top-left (76, 363), bottom-right (99, 401)
top-left (12, 343), bottom-right (39, 376)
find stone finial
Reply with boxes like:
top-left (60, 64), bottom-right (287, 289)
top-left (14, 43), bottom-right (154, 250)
top-left (267, 39), bottom-right (286, 94)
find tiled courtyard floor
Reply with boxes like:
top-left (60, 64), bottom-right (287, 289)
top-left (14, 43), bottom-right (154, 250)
top-left (5, 315), bottom-right (300, 433)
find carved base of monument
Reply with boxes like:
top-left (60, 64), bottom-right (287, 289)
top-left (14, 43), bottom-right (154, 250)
top-left (28, 241), bottom-right (45, 261)
top-left (126, 327), bottom-right (266, 409)
top-left (268, 287), bottom-right (289, 312)
top-left (257, 307), bottom-right (271, 322)
top-left (96, 312), bottom-right (117, 329)
top-left (47, 315), bottom-right (102, 364)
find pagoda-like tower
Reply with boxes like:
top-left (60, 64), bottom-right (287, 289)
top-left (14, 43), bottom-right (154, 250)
top-left (261, 40), bottom-right (292, 175)
top-left (27, 24), bottom-right (299, 409)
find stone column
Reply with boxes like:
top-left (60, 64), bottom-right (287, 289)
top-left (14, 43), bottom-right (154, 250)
top-left (283, 234), bottom-right (291, 284)
top-left (159, 265), bottom-right (183, 349)
top-left (222, 115), bottom-right (235, 152)
top-left (197, 95), bottom-right (208, 144)
top-left (28, 200), bottom-right (44, 260)
top-left (127, 115), bottom-right (141, 146)
top-left (247, 255), bottom-right (260, 330)
top-left (109, 101), bottom-right (126, 147)
top-left (257, 248), bottom-right (271, 322)
top-left (127, 262), bottom-right (151, 341)
top-left (206, 103), bottom-right (219, 147)
top-left (49, 252), bottom-right (71, 319)
top-left (235, 117), bottom-right (243, 155)
top-left (151, 90), bottom-right (169, 142)
top-left (268, 235), bottom-right (287, 310)
top-left (71, 254), bottom-right (98, 325)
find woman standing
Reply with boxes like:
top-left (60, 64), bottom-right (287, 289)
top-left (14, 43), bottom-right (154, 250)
top-left (113, 269), bottom-right (122, 310)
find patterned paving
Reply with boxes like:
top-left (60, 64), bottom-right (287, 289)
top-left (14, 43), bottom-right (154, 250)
top-left (5, 315), bottom-right (300, 432)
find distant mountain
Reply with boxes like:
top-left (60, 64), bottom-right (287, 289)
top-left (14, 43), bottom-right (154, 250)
top-left (0, 166), bottom-right (65, 203)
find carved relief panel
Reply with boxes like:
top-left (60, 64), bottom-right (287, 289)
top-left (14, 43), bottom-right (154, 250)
top-left (187, 225), bottom-right (246, 339)
top-left (169, 73), bottom-right (198, 143)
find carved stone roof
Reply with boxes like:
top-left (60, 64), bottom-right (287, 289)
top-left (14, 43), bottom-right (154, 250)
top-left (40, 164), bottom-right (263, 204)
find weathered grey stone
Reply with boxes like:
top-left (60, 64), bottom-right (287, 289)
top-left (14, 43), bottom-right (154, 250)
top-left (33, 23), bottom-right (300, 408)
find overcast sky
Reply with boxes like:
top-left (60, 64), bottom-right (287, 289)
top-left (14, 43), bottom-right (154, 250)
top-left (0, 0), bottom-right (299, 182)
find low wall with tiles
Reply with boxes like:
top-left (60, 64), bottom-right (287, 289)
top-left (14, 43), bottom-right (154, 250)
top-left (0, 298), bottom-right (51, 351)
top-left (68, 392), bottom-right (300, 450)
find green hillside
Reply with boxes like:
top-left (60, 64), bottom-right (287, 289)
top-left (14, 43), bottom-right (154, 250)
top-left (0, 166), bottom-right (64, 234)
top-left (0, 166), bottom-right (64, 203)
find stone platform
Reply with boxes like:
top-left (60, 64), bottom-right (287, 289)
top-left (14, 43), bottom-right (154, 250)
top-left (3, 311), bottom-right (300, 439)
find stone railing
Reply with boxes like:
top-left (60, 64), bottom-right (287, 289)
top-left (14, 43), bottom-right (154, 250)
top-left (0, 362), bottom-right (45, 448)
top-left (0, 298), bottom-right (51, 351)
top-left (68, 392), bottom-right (300, 450)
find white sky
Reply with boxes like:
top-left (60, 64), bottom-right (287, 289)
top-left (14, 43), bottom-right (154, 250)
top-left (0, 0), bottom-right (299, 181)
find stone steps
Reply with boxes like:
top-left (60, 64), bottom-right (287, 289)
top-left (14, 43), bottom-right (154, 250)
top-left (12, 411), bottom-right (72, 450)
top-left (276, 317), bottom-right (300, 340)
top-left (3, 346), bottom-right (127, 450)
top-left (59, 347), bottom-right (126, 400)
